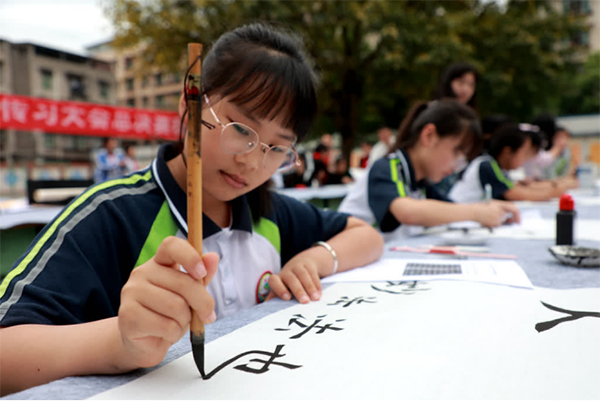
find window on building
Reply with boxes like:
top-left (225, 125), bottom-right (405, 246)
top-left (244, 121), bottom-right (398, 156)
top-left (142, 75), bottom-right (148, 88)
top-left (41, 69), bottom-right (53, 91)
top-left (74, 136), bottom-right (88, 151)
top-left (564, 0), bottom-right (592, 14)
top-left (155, 73), bottom-right (162, 86)
top-left (142, 97), bottom-right (149, 108)
top-left (67, 74), bottom-right (86, 100)
top-left (126, 78), bottom-right (134, 91)
top-left (126, 98), bottom-right (136, 107)
top-left (62, 134), bottom-right (75, 149)
top-left (572, 30), bottom-right (591, 47)
top-left (156, 95), bottom-right (165, 108)
top-left (44, 134), bottom-right (56, 150)
top-left (125, 57), bottom-right (134, 70)
top-left (99, 80), bottom-right (110, 100)
top-left (0, 130), bottom-right (6, 154)
top-left (169, 92), bottom-right (180, 109)
top-left (172, 73), bottom-right (181, 84)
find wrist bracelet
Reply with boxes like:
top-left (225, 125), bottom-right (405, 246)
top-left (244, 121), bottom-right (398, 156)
top-left (313, 241), bottom-right (338, 275)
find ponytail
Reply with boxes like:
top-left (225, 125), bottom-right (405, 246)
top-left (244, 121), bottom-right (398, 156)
top-left (395, 101), bottom-right (430, 150)
top-left (390, 99), bottom-right (482, 159)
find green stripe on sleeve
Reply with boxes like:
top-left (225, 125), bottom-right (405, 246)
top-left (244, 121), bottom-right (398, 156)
top-left (134, 201), bottom-right (179, 268)
top-left (490, 160), bottom-right (514, 189)
top-left (555, 156), bottom-right (567, 176)
top-left (252, 217), bottom-right (281, 254)
top-left (389, 159), bottom-right (406, 197)
top-left (0, 171), bottom-right (153, 298)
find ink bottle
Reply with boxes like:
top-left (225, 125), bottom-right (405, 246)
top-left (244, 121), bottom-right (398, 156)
top-left (556, 193), bottom-right (576, 246)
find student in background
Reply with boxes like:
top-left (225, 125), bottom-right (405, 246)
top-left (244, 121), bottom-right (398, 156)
top-left (527, 114), bottom-right (563, 179)
top-left (0, 23), bottom-right (384, 395)
top-left (313, 133), bottom-right (333, 170)
top-left (449, 124), bottom-right (574, 203)
top-left (359, 141), bottom-right (373, 168)
top-left (367, 127), bottom-right (395, 167)
top-left (339, 99), bottom-right (520, 240)
top-left (432, 62), bottom-right (480, 196)
top-left (481, 114), bottom-right (514, 153)
top-left (520, 127), bottom-right (579, 190)
top-left (283, 153), bottom-right (311, 188)
top-left (122, 143), bottom-right (140, 175)
top-left (311, 143), bottom-right (330, 185)
top-left (529, 114), bottom-right (579, 180)
top-left (93, 137), bottom-right (125, 183)
top-left (325, 157), bottom-right (354, 185)
top-left (433, 62), bottom-right (479, 110)
top-left (546, 126), bottom-right (578, 178)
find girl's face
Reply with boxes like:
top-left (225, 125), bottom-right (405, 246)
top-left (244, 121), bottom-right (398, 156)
top-left (425, 131), bottom-right (467, 183)
top-left (195, 96), bottom-right (297, 203)
top-left (507, 138), bottom-right (533, 170)
top-left (450, 72), bottom-right (476, 104)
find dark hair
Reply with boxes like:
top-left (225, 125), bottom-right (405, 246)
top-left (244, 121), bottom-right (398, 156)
top-left (182, 23), bottom-right (318, 222)
top-left (487, 124), bottom-right (531, 159)
top-left (202, 23), bottom-right (318, 141)
top-left (481, 114), bottom-right (513, 135)
top-left (531, 113), bottom-right (556, 151)
top-left (390, 99), bottom-right (482, 160)
top-left (315, 143), bottom-right (328, 153)
top-left (519, 123), bottom-right (542, 152)
top-left (123, 142), bottom-right (135, 152)
top-left (481, 114), bottom-right (514, 153)
top-left (434, 62), bottom-right (479, 109)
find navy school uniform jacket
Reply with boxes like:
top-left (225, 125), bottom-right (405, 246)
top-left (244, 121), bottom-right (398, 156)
top-left (0, 144), bottom-right (349, 326)
top-left (339, 149), bottom-right (448, 236)
top-left (448, 155), bottom-right (514, 203)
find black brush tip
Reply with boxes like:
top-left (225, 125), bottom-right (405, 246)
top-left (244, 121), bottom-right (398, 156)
top-left (191, 331), bottom-right (206, 378)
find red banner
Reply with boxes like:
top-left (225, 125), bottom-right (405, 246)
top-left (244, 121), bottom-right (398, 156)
top-left (0, 93), bottom-right (180, 141)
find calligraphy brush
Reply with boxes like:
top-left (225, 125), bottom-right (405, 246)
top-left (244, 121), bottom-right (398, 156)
top-left (185, 43), bottom-right (206, 377)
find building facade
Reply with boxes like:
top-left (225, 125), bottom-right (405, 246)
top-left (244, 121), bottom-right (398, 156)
top-left (553, 0), bottom-right (600, 51)
top-left (0, 40), bottom-right (118, 197)
top-left (86, 41), bottom-right (182, 113)
top-left (0, 40), bottom-right (117, 164)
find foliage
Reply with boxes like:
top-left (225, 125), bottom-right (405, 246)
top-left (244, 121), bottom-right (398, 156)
top-left (559, 52), bottom-right (600, 115)
top-left (103, 0), bottom-right (589, 156)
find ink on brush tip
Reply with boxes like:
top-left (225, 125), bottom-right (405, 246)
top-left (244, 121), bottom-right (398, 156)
top-left (191, 331), bottom-right (206, 378)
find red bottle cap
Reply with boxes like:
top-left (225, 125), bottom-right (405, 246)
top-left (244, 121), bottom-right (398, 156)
top-left (559, 193), bottom-right (575, 211)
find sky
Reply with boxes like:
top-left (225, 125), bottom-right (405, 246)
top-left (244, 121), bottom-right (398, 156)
top-left (0, 0), bottom-right (114, 55)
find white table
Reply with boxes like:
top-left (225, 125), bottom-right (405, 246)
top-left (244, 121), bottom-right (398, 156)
top-left (276, 184), bottom-right (354, 207)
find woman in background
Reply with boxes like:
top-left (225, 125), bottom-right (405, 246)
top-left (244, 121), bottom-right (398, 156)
top-left (432, 62), bottom-right (480, 196)
top-left (433, 62), bottom-right (479, 111)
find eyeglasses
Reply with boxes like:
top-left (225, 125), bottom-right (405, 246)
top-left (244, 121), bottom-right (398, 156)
top-left (199, 95), bottom-right (299, 172)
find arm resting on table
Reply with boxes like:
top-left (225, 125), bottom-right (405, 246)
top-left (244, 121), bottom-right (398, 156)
top-left (0, 317), bottom-right (136, 396)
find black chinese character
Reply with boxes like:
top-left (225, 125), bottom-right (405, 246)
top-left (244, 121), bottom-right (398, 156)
top-left (535, 301), bottom-right (600, 333)
top-left (371, 280), bottom-right (431, 295)
top-left (202, 344), bottom-right (301, 380)
top-left (275, 314), bottom-right (345, 339)
top-left (328, 296), bottom-right (377, 307)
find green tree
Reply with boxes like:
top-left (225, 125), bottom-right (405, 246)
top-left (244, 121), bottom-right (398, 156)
top-left (103, 0), bottom-right (587, 158)
top-left (559, 52), bottom-right (600, 115)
